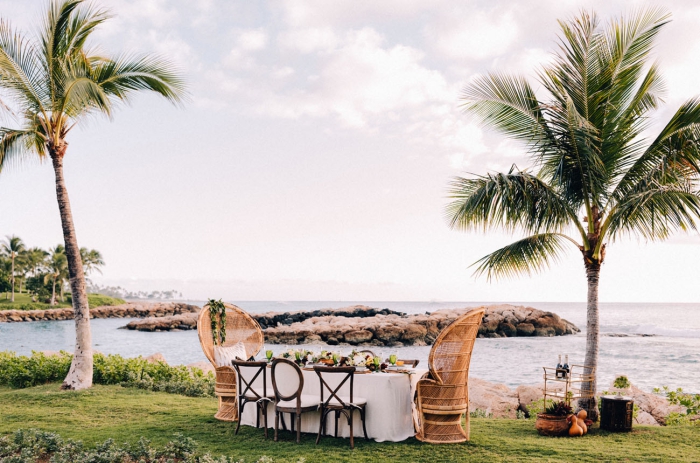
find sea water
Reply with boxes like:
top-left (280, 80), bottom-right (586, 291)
top-left (1, 301), bottom-right (698, 392)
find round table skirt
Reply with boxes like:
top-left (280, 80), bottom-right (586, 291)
top-left (239, 367), bottom-right (427, 442)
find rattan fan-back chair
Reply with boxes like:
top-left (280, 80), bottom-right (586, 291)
top-left (414, 308), bottom-right (484, 444)
top-left (198, 303), bottom-right (265, 422)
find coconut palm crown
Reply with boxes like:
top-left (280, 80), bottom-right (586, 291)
top-left (0, 0), bottom-right (186, 389)
top-left (447, 8), bottom-right (700, 419)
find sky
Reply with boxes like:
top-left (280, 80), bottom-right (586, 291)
top-left (1, 0), bottom-right (700, 303)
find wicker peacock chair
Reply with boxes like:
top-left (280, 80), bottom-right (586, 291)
top-left (198, 302), bottom-right (265, 422)
top-left (414, 308), bottom-right (484, 444)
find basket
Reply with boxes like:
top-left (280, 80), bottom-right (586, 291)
top-left (535, 413), bottom-right (570, 436)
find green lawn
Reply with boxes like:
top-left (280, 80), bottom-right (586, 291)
top-left (0, 385), bottom-right (698, 462)
top-left (0, 293), bottom-right (124, 310)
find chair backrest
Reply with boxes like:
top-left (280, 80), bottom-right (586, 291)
top-left (428, 308), bottom-right (484, 386)
top-left (359, 349), bottom-right (376, 358)
top-left (271, 358), bottom-right (304, 403)
top-left (198, 303), bottom-right (264, 367)
top-left (314, 366), bottom-right (355, 407)
top-left (232, 360), bottom-right (268, 399)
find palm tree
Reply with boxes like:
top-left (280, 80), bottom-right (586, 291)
top-left (446, 9), bottom-right (700, 420)
top-left (0, 0), bottom-right (185, 390)
top-left (80, 247), bottom-right (104, 276)
top-left (26, 247), bottom-right (50, 278)
top-left (1, 235), bottom-right (25, 301)
top-left (46, 245), bottom-right (68, 306)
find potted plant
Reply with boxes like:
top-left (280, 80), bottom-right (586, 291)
top-left (536, 401), bottom-right (573, 436)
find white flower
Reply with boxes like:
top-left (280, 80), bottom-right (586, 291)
top-left (353, 354), bottom-right (365, 367)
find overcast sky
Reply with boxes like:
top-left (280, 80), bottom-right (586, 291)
top-left (1, 0), bottom-right (700, 302)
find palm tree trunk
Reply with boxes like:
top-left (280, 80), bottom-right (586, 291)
top-left (51, 151), bottom-right (93, 390)
top-left (10, 255), bottom-right (14, 302)
top-left (51, 275), bottom-right (57, 306)
top-left (579, 261), bottom-right (600, 421)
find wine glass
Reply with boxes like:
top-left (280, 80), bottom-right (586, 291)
top-left (332, 353), bottom-right (340, 366)
top-left (389, 354), bottom-right (397, 366)
top-left (266, 350), bottom-right (273, 363)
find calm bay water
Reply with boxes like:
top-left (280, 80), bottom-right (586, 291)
top-left (1, 301), bottom-right (698, 392)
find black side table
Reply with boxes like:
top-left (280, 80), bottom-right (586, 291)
top-left (600, 396), bottom-right (634, 432)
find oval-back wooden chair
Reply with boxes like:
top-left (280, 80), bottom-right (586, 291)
top-left (414, 308), bottom-right (484, 444)
top-left (198, 302), bottom-right (265, 421)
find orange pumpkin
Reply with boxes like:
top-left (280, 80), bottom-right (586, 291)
top-left (577, 410), bottom-right (588, 435)
top-left (569, 415), bottom-right (584, 437)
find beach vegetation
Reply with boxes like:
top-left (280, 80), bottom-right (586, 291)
top-left (654, 386), bottom-right (700, 425)
top-left (1, 384), bottom-right (700, 462)
top-left (0, 351), bottom-right (213, 397)
top-left (0, 235), bottom-right (25, 302)
top-left (0, 0), bottom-right (186, 390)
top-left (446, 8), bottom-right (700, 420)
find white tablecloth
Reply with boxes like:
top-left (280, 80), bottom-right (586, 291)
top-left (239, 367), bottom-right (427, 442)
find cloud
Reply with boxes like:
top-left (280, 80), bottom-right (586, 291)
top-left (235, 28), bottom-right (268, 51)
top-left (278, 27), bottom-right (339, 53)
top-left (426, 9), bottom-right (520, 61)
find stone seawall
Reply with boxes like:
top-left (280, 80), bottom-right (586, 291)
top-left (123, 304), bottom-right (580, 344)
top-left (0, 302), bottom-right (200, 323)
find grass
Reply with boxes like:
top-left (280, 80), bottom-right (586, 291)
top-left (0, 293), bottom-right (125, 311)
top-left (1, 385), bottom-right (699, 462)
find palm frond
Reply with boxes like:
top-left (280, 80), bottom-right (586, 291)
top-left (473, 233), bottom-right (577, 281)
top-left (0, 126), bottom-right (45, 172)
top-left (606, 181), bottom-right (700, 241)
top-left (446, 167), bottom-right (579, 235)
top-left (91, 53), bottom-right (187, 105)
top-left (613, 97), bottom-right (700, 201)
top-left (0, 19), bottom-right (47, 114)
top-left (461, 73), bottom-right (553, 152)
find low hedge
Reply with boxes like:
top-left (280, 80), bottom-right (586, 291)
top-left (0, 351), bottom-right (214, 397)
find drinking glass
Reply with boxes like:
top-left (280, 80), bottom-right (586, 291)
top-left (333, 353), bottom-right (340, 365)
top-left (266, 350), bottom-right (273, 362)
top-left (373, 356), bottom-right (381, 367)
top-left (389, 354), bottom-right (397, 365)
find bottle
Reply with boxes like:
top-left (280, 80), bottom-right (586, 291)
top-left (556, 355), bottom-right (562, 378)
top-left (563, 355), bottom-right (569, 379)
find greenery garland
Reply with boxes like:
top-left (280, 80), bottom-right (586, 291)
top-left (207, 299), bottom-right (226, 345)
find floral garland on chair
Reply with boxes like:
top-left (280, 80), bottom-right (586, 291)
top-left (207, 299), bottom-right (227, 345)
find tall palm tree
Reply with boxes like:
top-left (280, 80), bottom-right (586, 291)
top-left (26, 247), bottom-right (50, 278)
top-left (0, 0), bottom-right (186, 390)
top-left (1, 235), bottom-right (25, 301)
top-left (446, 9), bottom-right (700, 419)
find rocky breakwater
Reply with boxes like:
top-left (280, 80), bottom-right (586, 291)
top-left (262, 304), bottom-right (578, 346)
top-left (123, 304), bottom-right (578, 342)
top-left (0, 302), bottom-right (200, 323)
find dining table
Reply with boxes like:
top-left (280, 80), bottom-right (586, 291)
top-left (238, 365), bottom-right (428, 442)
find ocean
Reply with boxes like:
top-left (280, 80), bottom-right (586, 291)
top-left (1, 301), bottom-right (698, 393)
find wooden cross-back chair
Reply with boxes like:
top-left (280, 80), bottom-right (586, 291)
top-left (414, 308), bottom-right (484, 444)
top-left (197, 303), bottom-right (265, 422)
top-left (314, 366), bottom-right (368, 449)
top-left (232, 360), bottom-right (274, 438)
top-left (271, 358), bottom-right (320, 443)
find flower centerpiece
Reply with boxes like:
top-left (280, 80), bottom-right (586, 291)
top-left (280, 348), bottom-right (313, 366)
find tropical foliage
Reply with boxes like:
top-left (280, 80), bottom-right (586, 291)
top-left (0, 235), bottom-right (103, 305)
top-left (446, 8), bottom-right (700, 418)
top-left (0, 0), bottom-right (185, 389)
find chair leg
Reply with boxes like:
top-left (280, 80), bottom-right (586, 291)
top-left (234, 399), bottom-right (243, 435)
top-left (361, 408), bottom-right (369, 440)
top-left (316, 408), bottom-right (325, 445)
top-left (335, 410), bottom-right (340, 437)
top-left (290, 412), bottom-right (295, 432)
top-left (348, 409), bottom-right (354, 450)
top-left (296, 413), bottom-right (302, 444)
top-left (262, 402), bottom-right (269, 439)
top-left (274, 411), bottom-right (279, 442)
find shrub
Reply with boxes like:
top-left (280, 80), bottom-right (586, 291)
top-left (0, 351), bottom-right (215, 397)
top-left (654, 386), bottom-right (700, 426)
top-left (87, 294), bottom-right (126, 307)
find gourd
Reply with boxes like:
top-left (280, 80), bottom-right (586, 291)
top-left (569, 415), bottom-right (584, 437)
top-left (577, 410), bottom-right (588, 434)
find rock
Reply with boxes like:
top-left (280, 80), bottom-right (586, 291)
top-left (624, 385), bottom-right (685, 425)
top-left (635, 411), bottom-right (660, 426)
top-left (516, 385), bottom-right (543, 407)
top-left (469, 378), bottom-right (520, 418)
top-left (187, 361), bottom-right (215, 374)
top-left (516, 323), bottom-right (536, 336)
top-left (343, 330), bottom-right (374, 344)
top-left (145, 353), bottom-right (167, 364)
